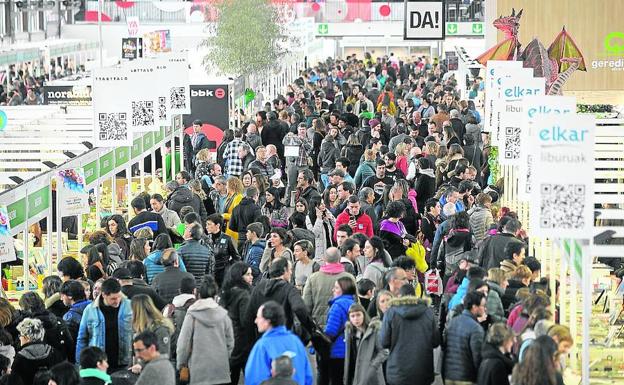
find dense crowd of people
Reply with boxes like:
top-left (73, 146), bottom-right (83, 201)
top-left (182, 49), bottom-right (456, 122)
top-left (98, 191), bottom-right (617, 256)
top-left (0, 53), bottom-right (573, 385)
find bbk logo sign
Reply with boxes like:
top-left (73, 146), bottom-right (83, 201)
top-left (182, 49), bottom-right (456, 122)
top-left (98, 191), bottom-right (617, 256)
top-left (404, 0), bottom-right (445, 40)
top-left (191, 89), bottom-right (215, 97)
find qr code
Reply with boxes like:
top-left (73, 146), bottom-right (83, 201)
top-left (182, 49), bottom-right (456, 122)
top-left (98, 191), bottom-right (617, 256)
top-left (98, 113), bottom-right (127, 140)
top-left (158, 97), bottom-right (167, 120)
top-left (539, 184), bottom-right (586, 229)
top-left (132, 101), bottom-right (154, 127)
top-left (504, 126), bottom-right (521, 159)
top-left (170, 87), bottom-right (186, 109)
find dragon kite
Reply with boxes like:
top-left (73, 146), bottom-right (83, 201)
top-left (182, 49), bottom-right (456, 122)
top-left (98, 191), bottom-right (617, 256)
top-left (476, 8), bottom-right (586, 95)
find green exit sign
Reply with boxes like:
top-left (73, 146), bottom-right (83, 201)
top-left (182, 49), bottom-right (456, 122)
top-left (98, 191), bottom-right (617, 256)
top-left (472, 23), bottom-right (483, 34)
top-left (317, 23), bottom-right (329, 35)
top-left (446, 23), bottom-right (458, 35)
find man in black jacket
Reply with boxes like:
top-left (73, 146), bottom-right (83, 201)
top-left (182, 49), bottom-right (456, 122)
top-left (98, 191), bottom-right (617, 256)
top-left (380, 285), bottom-right (439, 385)
top-left (478, 217), bottom-right (524, 270)
top-left (229, 187), bottom-right (263, 252)
top-left (128, 197), bottom-right (167, 236)
top-left (151, 248), bottom-right (195, 304)
top-left (244, 258), bottom-right (315, 343)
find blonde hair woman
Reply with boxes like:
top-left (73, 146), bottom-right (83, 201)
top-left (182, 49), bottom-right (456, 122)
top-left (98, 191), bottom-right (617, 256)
top-left (394, 142), bottom-right (409, 176)
top-left (223, 176), bottom-right (244, 243)
top-left (129, 294), bottom-right (175, 373)
top-left (194, 149), bottom-right (212, 181)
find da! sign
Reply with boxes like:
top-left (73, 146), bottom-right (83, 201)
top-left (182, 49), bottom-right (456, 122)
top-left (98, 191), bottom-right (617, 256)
top-left (404, 0), bottom-right (445, 40)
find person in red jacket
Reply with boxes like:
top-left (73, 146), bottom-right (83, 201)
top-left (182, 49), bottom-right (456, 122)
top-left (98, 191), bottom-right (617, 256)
top-left (334, 195), bottom-right (374, 241)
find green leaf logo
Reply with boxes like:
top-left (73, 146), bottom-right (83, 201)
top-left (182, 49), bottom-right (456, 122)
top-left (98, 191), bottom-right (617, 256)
top-left (604, 31), bottom-right (624, 54)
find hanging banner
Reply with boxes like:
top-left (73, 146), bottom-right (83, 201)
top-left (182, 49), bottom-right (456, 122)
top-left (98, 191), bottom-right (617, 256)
top-left (0, 205), bottom-right (16, 263)
top-left (484, 61), bottom-right (523, 134)
top-left (56, 168), bottom-right (90, 216)
top-left (182, 84), bottom-right (229, 150)
top-left (162, 54), bottom-right (191, 115)
top-left (129, 57), bottom-right (171, 126)
top-left (528, 114), bottom-right (594, 238)
top-left (92, 67), bottom-right (133, 147)
top-left (127, 61), bottom-right (160, 132)
top-left (519, 96), bottom-right (576, 200)
top-left (497, 76), bottom-right (545, 165)
top-left (489, 66), bottom-right (534, 144)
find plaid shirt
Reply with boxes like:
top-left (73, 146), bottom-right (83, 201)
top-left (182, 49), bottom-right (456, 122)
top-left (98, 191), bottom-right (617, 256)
top-left (283, 134), bottom-right (311, 167)
top-left (224, 138), bottom-right (245, 176)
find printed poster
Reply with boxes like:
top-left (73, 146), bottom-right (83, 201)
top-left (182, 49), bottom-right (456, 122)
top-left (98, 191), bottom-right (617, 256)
top-left (0, 205), bottom-right (16, 263)
top-left (56, 168), bottom-right (90, 216)
top-left (161, 53), bottom-right (191, 115)
top-left (143, 30), bottom-right (172, 56)
top-left (129, 57), bottom-right (172, 126)
top-left (484, 60), bottom-right (523, 134)
top-left (519, 96), bottom-right (576, 200)
top-left (497, 76), bottom-right (545, 165)
top-left (92, 67), bottom-right (133, 147)
top-left (528, 114), bottom-right (594, 238)
top-left (489, 66), bottom-right (534, 145)
top-left (127, 60), bottom-right (161, 132)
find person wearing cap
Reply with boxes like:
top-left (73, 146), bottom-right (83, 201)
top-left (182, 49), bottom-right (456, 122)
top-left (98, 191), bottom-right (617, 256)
top-left (113, 263), bottom-right (167, 310)
top-left (76, 278), bottom-right (133, 372)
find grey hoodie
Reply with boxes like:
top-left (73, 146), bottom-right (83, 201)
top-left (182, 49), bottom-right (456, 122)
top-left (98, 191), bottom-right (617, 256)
top-left (135, 355), bottom-right (175, 385)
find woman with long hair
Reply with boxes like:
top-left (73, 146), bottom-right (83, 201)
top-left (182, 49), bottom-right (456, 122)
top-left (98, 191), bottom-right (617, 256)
top-left (372, 289), bottom-right (394, 320)
top-left (128, 238), bottom-right (150, 262)
top-left (252, 173), bottom-right (269, 207)
top-left (362, 236), bottom-right (389, 289)
top-left (288, 198), bottom-right (309, 229)
top-left (321, 277), bottom-right (356, 385)
top-left (85, 243), bottom-right (115, 281)
top-left (312, 118), bottom-right (327, 178)
top-left (344, 303), bottom-right (387, 385)
top-left (42, 276), bottom-right (66, 319)
top-left (194, 148), bottom-right (212, 181)
top-left (129, 294), bottom-right (174, 374)
top-left (219, 262), bottom-right (254, 385)
top-left (259, 227), bottom-right (293, 273)
top-left (223, 176), bottom-right (244, 243)
top-left (189, 179), bottom-right (210, 216)
top-left (341, 133), bottom-right (364, 178)
top-left (105, 214), bottom-right (133, 259)
top-left (306, 196), bottom-right (336, 260)
top-left (177, 275), bottom-right (234, 385)
top-left (477, 323), bottom-right (515, 385)
top-left (217, 129), bottom-right (234, 166)
top-left (379, 200), bottom-right (410, 260)
top-left (511, 335), bottom-right (563, 385)
top-left (323, 185), bottom-right (341, 216)
top-left (262, 187), bottom-right (289, 229)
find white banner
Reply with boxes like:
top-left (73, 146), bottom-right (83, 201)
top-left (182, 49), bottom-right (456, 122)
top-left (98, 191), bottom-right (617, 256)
top-left (528, 115), bottom-right (594, 238)
top-left (519, 96), bottom-right (576, 200)
top-left (92, 67), bottom-right (133, 147)
top-left (404, 0), bottom-right (445, 40)
top-left (489, 67), bottom-right (534, 145)
top-left (484, 61), bottom-right (523, 134)
top-left (159, 53), bottom-right (191, 115)
top-left (0, 205), bottom-right (16, 263)
top-left (56, 168), bottom-right (90, 217)
top-left (497, 76), bottom-right (545, 165)
top-left (127, 61), bottom-right (161, 132)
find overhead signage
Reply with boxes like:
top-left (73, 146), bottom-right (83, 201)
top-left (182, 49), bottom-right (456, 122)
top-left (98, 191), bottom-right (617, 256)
top-left (404, 0), bottom-right (445, 40)
top-left (43, 85), bottom-right (92, 106)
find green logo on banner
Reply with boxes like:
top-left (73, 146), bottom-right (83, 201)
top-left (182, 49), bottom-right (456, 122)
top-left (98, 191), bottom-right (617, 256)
top-left (99, 151), bottom-right (115, 177)
top-left (446, 23), bottom-right (458, 35)
top-left (84, 161), bottom-right (98, 185)
top-left (115, 147), bottom-right (130, 168)
top-left (7, 198), bottom-right (26, 229)
top-left (605, 31), bottom-right (624, 54)
top-left (318, 23), bottom-right (329, 35)
top-left (131, 138), bottom-right (143, 159)
top-left (28, 186), bottom-right (49, 219)
top-left (472, 23), bottom-right (483, 34)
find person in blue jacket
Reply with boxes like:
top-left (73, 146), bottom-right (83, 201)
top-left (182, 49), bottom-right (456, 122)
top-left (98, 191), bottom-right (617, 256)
top-left (320, 276), bottom-right (356, 385)
top-left (245, 301), bottom-right (313, 385)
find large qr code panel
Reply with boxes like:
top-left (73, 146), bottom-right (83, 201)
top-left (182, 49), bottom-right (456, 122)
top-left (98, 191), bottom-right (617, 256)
top-left (132, 101), bottom-right (154, 127)
top-left (504, 126), bottom-right (521, 159)
top-left (539, 184), bottom-right (586, 229)
top-left (170, 87), bottom-right (186, 109)
top-left (98, 113), bottom-right (127, 140)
